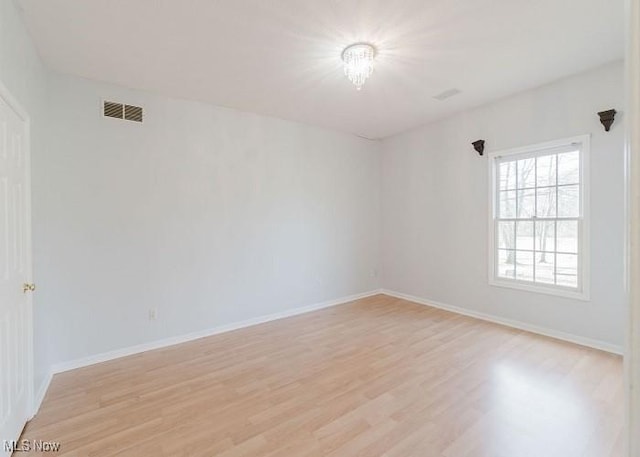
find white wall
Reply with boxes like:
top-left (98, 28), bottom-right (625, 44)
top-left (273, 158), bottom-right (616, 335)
top-left (381, 61), bottom-right (625, 348)
top-left (0, 0), bottom-right (49, 397)
top-left (36, 72), bottom-right (381, 367)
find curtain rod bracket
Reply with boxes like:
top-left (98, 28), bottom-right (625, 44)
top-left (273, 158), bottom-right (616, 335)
top-left (472, 140), bottom-right (485, 156)
top-left (598, 109), bottom-right (616, 132)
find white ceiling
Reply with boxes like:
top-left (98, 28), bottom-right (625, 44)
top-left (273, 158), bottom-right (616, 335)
top-left (19, 0), bottom-right (624, 139)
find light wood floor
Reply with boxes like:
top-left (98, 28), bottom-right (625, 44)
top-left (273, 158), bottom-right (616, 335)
top-left (22, 294), bottom-right (623, 457)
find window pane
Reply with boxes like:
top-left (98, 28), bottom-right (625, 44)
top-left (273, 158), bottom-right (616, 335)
top-left (535, 221), bottom-right (555, 252)
top-left (558, 185), bottom-right (579, 217)
top-left (499, 161), bottom-right (517, 190)
top-left (515, 251), bottom-right (534, 282)
top-left (517, 158), bottom-right (536, 188)
top-left (536, 186), bottom-right (557, 218)
top-left (517, 189), bottom-right (535, 219)
top-left (557, 220), bottom-right (578, 253)
top-left (498, 221), bottom-right (515, 249)
top-left (536, 154), bottom-right (556, 187)
top-left (556, 254), bottom-right (578, 288)
top-left (535, 252), bottom-right (555, 284)
top-left (499, 191), bottom-right (517, 218)
top-left (516, 221), bottom-right (533, 251)
top-left (498, 250), bottom-right (515, 279)
top-left (557, 150), bottom-right (580, 185)
top-left (492, 144), bottom-right (585, 295)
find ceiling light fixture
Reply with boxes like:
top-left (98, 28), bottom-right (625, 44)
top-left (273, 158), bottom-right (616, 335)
top-left (341, 43), bottom-right (376, 91)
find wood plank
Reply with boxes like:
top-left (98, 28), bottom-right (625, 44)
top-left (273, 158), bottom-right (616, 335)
top-left (21, 295), bottom-right (623, 456)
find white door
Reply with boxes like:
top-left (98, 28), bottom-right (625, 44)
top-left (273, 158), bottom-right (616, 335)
top-left (0, 87), bottom-right (33, 456)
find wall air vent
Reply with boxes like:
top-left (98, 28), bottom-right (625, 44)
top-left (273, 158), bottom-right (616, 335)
top-left (124, 104), bottom-right (143, 122)
top-left (103, 101), bottom-right (124, 119)
top-left (103, 101), bottom-right (143, 123)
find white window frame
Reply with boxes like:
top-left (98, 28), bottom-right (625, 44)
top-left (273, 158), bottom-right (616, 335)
top-left (488, 135), bottom-right (590, 301)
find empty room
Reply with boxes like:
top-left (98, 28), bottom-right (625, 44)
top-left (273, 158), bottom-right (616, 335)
top-left (2, 0), bottom-right (640, 456)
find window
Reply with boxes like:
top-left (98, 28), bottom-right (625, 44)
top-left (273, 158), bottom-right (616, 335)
top-left (488, 136), bottom-right (589, 300)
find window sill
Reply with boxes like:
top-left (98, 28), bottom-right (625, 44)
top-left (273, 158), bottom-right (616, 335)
top-left (489, 278), bottom-right (590, 301)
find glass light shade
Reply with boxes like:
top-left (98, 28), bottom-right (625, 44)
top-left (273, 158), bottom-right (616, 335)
top-left (341, 43), bottom-right (376, 90)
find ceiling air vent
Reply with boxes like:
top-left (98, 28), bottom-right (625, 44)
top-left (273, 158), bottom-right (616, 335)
top-left (103, 100), bottom-right (143, 123)
top-left (433, 88), bottom-right (461, 101)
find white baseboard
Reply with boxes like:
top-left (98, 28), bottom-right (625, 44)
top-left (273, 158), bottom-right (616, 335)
top-left (31, 371), bottom-right (53, 417)
top-left (52, 289), bottom-right (383, 374)
top-left (381, 289), bottom-right (623, 355)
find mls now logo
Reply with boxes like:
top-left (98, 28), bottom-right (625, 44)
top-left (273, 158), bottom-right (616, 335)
top-left (2, 441), bottom-right (19, 453)
top-left (3, 439), bottom-right (61, 452)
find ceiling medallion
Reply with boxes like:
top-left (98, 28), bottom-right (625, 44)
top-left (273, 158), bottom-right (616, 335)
top-left (341, 43), bottom-right (376, 90)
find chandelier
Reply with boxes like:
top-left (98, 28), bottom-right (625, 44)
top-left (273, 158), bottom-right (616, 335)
top-left (341, 43), bottom-right (376, 90)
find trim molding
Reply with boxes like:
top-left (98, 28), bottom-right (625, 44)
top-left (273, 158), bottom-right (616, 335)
top-left (381, 289), bottom-right (623, 355)
top-left (31, 372), bottom-right (53, 417)
top-left (626, 0), bottom-right (640, 453)
top-left (52, 289), bottom-right (383, 374)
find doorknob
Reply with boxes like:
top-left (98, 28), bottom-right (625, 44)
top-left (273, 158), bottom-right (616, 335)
top-left (23, 283), bottom-right (36, 293)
